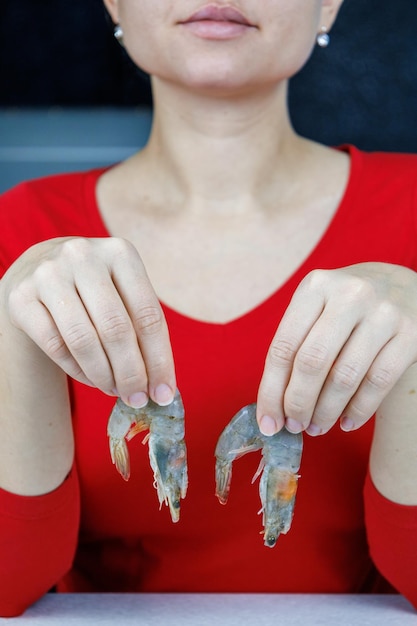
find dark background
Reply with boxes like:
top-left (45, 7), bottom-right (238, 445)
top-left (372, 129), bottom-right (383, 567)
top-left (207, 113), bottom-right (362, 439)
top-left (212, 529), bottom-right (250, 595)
top-left (1, 0), bottom-right (417, 152)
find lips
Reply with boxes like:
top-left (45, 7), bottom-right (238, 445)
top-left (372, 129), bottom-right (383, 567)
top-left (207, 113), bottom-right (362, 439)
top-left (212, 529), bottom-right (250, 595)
top-left (182, 4), bottom-right (253, 27)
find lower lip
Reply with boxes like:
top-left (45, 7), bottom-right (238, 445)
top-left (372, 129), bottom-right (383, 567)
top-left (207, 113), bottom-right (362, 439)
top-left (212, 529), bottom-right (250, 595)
top-left (181, 20), bottom-right (253, 40)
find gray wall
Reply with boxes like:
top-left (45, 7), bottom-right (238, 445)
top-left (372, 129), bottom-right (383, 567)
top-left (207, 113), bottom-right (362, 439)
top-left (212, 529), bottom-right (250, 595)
top-left (1, 0), bottom-right (417, 175)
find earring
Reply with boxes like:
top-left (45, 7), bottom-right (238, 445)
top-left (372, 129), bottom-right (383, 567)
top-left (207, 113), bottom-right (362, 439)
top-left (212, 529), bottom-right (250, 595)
top-left (316, 27), bottom-right (330, 48)
top-left (114, 24), bottom-right (124, 44)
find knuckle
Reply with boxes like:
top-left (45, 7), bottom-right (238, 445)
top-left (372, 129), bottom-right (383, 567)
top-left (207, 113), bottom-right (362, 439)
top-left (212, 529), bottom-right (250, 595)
top-left (301, 268), bottom-right (328, 291)
top-left (100, 313), bottom-right (132, 343)
top-left (285, 403), bottom-right (304, 419)
top-left (108, 237), bottom-right (140, 263)
top-left (44, 332), bottom-right (68, 360)
top-left (295, 342), bottom-right (330, 376)
top-left (7, 287), bottom-right (28, 323)
top-left (366, 366), bottom-right (394, 391)
top-left (111, 237), bottom-right (135, 254)
top-left (312, 408), bottom-right (332, 424)
top-left (376, 299), bottom-right (398, 320)
top-left (33, 259), bottom-right (60, 285)
top-left (346, 399), bottom-right (370, 423)
top-left (343, 277), bottom-right (374, 305)
top-left (284, 392), bottom-right (308, 420)
top-left (58, 238), bottom-right (92, 264)
top-left (80, 359), bottom-right (114, 391)
top-left (134, 306), bottom-right (163, 336)
top-left (399, 318), bottom-right (417, 340)
top-left (62, 237), bottom-right (91, 256)
top-left (65, 323), bottom-right (96, 353)
top-left (257, 379), bottom-right (284, 417)
top-left (117, 370), bottom-right (147, 391)
top-left (145, 352), bottom-right (171, 376)
top-left (259, 392), bottom-right (280, 415)
top-left (268, 338), bottom-right (298, 368)
top-left (330, 362), bottom-right (361, 391)
top-left (93, 372), bottom-right (115, 392)
top-left (57, 352), bottom-right (88, 384)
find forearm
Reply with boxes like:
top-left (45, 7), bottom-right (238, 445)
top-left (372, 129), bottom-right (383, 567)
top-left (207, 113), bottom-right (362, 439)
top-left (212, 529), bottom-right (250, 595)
top-left (370, 363), bottom-right (417, 505)
top-left (0, 313), bottom-right (74, 496)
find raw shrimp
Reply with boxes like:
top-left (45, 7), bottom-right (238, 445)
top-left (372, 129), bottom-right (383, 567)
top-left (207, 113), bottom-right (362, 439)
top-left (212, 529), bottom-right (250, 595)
top-left (107, 389), bottom-right (188, 523)
top-left (215, 403), bottom-right (303, 547)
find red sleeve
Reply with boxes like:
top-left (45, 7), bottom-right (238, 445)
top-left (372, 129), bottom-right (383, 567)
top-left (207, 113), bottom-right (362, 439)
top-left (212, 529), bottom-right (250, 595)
top-left (0, 169), bottom-right (107, 276)
top-left (0, 175), bottom-right (101, 615)
top-left (0, 466), bottom-right (80, 617)
top-left (364, 471), bottom-right (417, 608)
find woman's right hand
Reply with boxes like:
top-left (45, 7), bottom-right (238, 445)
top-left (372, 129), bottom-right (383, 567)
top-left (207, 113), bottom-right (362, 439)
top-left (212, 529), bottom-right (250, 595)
top-left (1, 236), bottom-right (176, 408)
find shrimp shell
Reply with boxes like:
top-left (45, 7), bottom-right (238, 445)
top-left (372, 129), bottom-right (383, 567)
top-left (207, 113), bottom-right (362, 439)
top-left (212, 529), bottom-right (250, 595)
top-left (107, 389), bottom-right (188, 523)
top-left (215, 403), bottom-right (303, 547)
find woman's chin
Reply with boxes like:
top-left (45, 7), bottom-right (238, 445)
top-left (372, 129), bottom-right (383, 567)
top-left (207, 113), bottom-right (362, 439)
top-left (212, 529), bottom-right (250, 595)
top-left (162, 59), bottom-right (265, 98)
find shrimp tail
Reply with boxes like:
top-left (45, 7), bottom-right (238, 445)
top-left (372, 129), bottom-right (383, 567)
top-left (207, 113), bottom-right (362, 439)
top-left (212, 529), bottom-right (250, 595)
top-left (215, 459), bottom-right (233, 505)
top-left (215, 403), bottom-right (262, 505)
top-left (109, 437), bottom-right (130, 481)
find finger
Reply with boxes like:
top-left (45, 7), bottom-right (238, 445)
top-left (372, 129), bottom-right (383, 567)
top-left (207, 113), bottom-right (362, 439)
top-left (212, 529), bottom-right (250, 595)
top-left (73, 265), bottom-right (149, 405)
top-left (40, 282), bottom-right (119, 394)
top-left (282, 306), bottom-right (356, 433)
top-left (12, 298), bottom-right (98, 389)
top-left (340, 335), bottom-right (414, 432)
top-left (307, 313), bottom-right (398, 435)
top-left (109, 241), bottom-right (176, 406)
top-left (256, 279), bottom-right (326, 435)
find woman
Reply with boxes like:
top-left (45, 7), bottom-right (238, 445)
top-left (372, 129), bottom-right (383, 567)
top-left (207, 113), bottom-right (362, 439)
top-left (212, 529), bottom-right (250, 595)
top-left (0, 0), bottom-right (416, 616)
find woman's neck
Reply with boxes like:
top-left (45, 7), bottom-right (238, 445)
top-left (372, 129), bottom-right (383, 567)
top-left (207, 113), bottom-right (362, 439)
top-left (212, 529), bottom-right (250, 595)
top-left (97, 79), bottom-right (350, 322)
top-left (137, 78), bottom-right (307, 216)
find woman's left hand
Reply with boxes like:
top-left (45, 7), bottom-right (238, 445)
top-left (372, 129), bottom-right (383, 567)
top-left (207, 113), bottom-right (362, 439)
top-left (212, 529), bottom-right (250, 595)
top-left (256, 263), bottom-right (417, 437)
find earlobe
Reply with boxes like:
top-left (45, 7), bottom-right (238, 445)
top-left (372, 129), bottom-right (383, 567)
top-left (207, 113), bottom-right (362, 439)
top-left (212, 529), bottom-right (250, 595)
top-left (321, 0), bottom-right (344, 8)
top-left (102, 0), bottom-right (120, 25)
top-left (320, 0), bottom-right (344, 31)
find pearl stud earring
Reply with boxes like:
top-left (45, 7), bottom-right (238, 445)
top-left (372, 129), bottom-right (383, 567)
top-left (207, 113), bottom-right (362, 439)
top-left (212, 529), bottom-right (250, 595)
top-left (114, 25), bottom-right (124, 44)
top-left (317, 27), bottom-right (330, 48)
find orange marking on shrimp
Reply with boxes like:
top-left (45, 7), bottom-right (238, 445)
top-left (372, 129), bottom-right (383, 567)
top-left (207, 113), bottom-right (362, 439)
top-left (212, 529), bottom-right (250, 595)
top-left (276, 472), bottom-right (298, 502)
top-left (215, 403), bottom-right (303, 547)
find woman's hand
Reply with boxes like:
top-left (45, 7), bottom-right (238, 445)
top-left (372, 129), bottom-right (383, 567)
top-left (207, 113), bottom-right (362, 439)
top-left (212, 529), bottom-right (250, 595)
top-left (2, 236), bottom-right (176, 408)
top-left (257, 263), bottom-right (417, 437)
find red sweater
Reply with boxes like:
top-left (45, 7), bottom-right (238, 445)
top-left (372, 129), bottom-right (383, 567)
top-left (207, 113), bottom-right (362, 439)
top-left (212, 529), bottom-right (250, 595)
top-left (0, 146), bottom-right (416, 616)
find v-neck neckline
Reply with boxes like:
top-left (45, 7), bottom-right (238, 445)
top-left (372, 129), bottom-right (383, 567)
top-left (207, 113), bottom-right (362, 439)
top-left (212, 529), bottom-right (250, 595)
top-left (83, 145), bottom-right (361, 333)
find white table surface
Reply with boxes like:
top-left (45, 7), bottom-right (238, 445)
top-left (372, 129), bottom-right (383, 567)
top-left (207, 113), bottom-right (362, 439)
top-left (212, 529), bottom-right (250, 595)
top-left (3, 593), bottom-right (414, 625)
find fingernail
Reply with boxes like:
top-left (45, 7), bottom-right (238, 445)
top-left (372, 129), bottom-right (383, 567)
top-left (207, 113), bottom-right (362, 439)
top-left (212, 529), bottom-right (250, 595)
top-left (127, 391), bottom-right (148, 409)
top-left (260, 415), bottom-right (278, 436)
top-left (340, 416), bottom-right (355, 432)
top-left (286, 418), bottom-right (303, 434)
top-left (306, 423), bottom-right (322, 436)
top-left (154, 384), bottom-right (174, 406)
